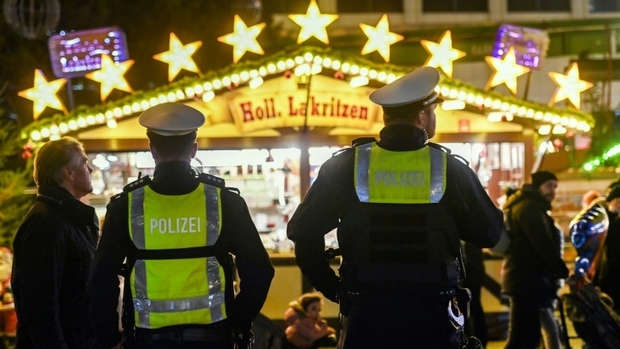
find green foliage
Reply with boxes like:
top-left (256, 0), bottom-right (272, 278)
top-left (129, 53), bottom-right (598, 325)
top-left (582, 83), bottom-right (620, 168)
top-left (0, 119), bottom-right (34, 249)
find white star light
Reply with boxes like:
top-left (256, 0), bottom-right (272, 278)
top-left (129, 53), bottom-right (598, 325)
top-left (18, 69), bottom-right (67, 120)
top-left (484, 47), bottom-right (530, 95)
top-left (85, 54), bottom-right (134, 101)
top-left (421, 30), bottom-right (466, 78)
top-left (548, 62), bottom-right (593, 109)
top-left (359, 14), bottom-right (403, 62)
top-left (288, 0), bottom-right (338, 44)
top-left (153, 32), bottom-right (202, 81)
top-left (217, 15), bottom-right (265, 63)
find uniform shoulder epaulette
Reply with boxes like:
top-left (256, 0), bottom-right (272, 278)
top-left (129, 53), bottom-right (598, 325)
top-left (198, 173), bottom-right (226, 189)
top-left (225, 187), bottom-right (241, 195)
top-left (122, 175), bottom-right (151, 193)
top-left (428, 142), bottom-right (469, 166)
top-left (352, 137), bottom-right (376, 147)
top-left (427, 142), bottom-right (451, 154)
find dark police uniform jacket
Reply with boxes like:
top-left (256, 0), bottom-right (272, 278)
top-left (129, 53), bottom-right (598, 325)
top-left (13, 185), bottom-right (99, 349)
top-left (287, 124), bottom-right (502, 349)
top-left (288, 124), bottom-right (502, 302)
top-left (88, 161), bottom-right (274, 348)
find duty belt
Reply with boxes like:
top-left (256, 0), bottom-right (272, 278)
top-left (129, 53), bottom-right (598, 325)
top-left (136, 327), bottom-right (231, 342)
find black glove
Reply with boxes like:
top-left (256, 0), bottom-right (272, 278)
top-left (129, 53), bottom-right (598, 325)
top-left (233, 330), bottom-right (254, 349)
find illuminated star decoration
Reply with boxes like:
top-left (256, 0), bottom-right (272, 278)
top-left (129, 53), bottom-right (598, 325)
top-left (359, 14), bottom-right (403, 62)
top-left (85, 54), bottom-right (134, 101)
top-left (217, 15), bottom-right (265, 64)
top-left (484, 47), bottom-right (531, 95)
top-left (154, 33), bottom-right (203, 81)
top-left (548, 62), bottom-right (593, 109)
top-left (18, 69), bottom-right (67, 120)
top-left (288, 0), bottom-right (338, 44)
top-left (421, 30), bottom-right (466, 78)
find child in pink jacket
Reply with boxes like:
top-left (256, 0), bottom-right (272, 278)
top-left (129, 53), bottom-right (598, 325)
top-left (284, 293), bottom-right (337, 349)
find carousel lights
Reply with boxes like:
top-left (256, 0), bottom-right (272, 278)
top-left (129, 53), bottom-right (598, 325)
top-left (68, 120), bottom-right (78, 130)
top-left (202, 91), bottom-right (215, 103)
top-left (217, 15), bottom-right (265, 64)
top-left (552, 125), bottom-right (567, 134)
top-left (441, 100), bottom-right (465, 111)
top-left (349, 76), bottom-right (369, 88)
top-left (421, 30), bottom-right (465, 78)
top-left (538, 124), bottom-right (552, 135)
top-left (30, 131), bottom-right (41, 141)
top-left (249, 77), bottom-right (264, 89)
top-left (59, 123), bottom-right (68, 134)
top-left (22, 48), bottom-right (594, 141)
top-left (107, 119), bottom-right (118, 129)
top-left (85, 54), bottom-right (134, 101)
top-left (359, 14), bottom-right (403, 62)
top-left (289, 0), bottom-right (338, 45)
top-left (18, 69), bottom-right (67, 120)
top-left (154, 33), bottom-right (202, 82)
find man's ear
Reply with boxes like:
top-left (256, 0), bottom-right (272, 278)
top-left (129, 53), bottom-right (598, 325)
top-left (191, 142), bottom-right (198, 159)
top-left (62, 166), bottom-right (74, 181)
top-left (148, 142), bottom-right (158, 159)
top-left (416, 109), bottom-right (426, 127)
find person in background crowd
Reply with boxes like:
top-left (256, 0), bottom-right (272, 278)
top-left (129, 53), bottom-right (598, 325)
top-left (283, 293), bottom-right (337, 349)
top-left (501, 171), bottom-right (569, 349)
top-left (582, 189), bottom-right (602, 209)
top-left (12, 137), bottom-right (99, 348)
top-left (88, 103), bottom-right (274, 349)
top-left (0, 247), bottom-right (16, 349)
top-left (287, 66), bottom-right (502, 349)
top-left (593, 181), bottom-right (620, 314)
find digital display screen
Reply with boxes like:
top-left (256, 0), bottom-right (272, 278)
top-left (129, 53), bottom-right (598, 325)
top-left (491, 24), bottom-right (549, 69)
top-left (48, 26), bottom-right (129, 78)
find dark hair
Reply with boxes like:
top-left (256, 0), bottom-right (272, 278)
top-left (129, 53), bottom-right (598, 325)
top-left (382, 104), bottom-right (431, 124)
top-left (147, 130), bottom-right (197, 159)
top-left (288, 292), bottom-right (323, 318)
top-left (33, 137), bottom-right (85, 187)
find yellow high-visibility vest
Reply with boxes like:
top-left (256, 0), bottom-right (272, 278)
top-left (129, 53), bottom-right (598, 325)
top-left (128, 183), bottom-right (227, 329)
top-left (354, 143), bottom-right (447, 204)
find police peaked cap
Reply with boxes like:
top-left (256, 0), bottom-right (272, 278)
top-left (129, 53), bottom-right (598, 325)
top-left (369, 66), bottom-right (444, 109)
top-left (139, 103), bottom-right (205, 136)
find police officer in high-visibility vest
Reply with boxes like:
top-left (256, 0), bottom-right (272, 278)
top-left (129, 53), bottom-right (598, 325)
top-left (89, 103), bottom-right (274, 349)
top-left (287, 66), bottom-right (503, 349)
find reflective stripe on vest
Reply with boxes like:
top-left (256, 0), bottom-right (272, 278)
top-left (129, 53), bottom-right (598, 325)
top-left (354, 143), bottom-right (446, 203)
top-left (128, 183), bottom-right (226, 329)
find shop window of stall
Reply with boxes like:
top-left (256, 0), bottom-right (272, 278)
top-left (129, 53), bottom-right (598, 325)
top-left (442, 142), bottom-right (524, 205)
top-left (337, 0), bottom-right (403, 13)
top-left (507, 0), bottom-right (570, 12)
top-left (589, 0), bottom-right (620, 12)
top-left (86, 146), bottom-right (344, 252)
top-left (423, 0), bottom-right (488, 13)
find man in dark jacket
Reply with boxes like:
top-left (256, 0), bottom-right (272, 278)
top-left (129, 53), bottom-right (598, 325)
top-left (288, 67), bottom-right (502, 349)
top-left (12, 136), bottom-right (99, 348)
top-left (502, 170), bottom-right (569, 349)
top-left (593, 182), bottom-right (620, 314)
top-left (88, 103), bottom-right (274, 349)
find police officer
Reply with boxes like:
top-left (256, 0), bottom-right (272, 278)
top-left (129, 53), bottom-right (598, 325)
top-left (88, 103), bottom-right (274, 349)
top-left (287, 67), bottom-right (502, 349)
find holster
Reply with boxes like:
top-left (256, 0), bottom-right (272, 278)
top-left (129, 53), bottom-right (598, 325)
top-left (456, 287), bottom-right (472, 319)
